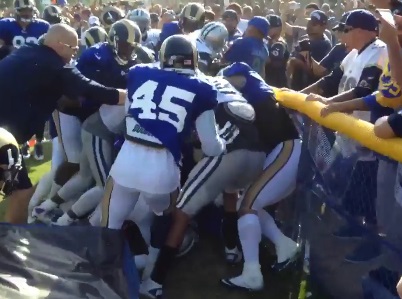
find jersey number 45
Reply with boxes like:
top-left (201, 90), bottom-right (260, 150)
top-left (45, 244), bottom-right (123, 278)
top-left (129, 80), bottom-right (196, 133)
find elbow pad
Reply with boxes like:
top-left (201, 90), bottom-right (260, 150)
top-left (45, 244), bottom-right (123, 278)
top-left (223, 101), bottom-right (255, 123)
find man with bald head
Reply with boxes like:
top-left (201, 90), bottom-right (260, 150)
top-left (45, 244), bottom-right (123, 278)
top-left (0, 23), bottom-right (126, 224)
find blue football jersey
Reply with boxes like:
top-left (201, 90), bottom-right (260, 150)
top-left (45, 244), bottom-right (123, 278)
top-left (220, 62), bottom-right (273, 104)
top-left (0, 18), bottom-right (49, 48)
top-left (223, 37), bottom-right (269, 77)
top-left (126, 65), bottom-right (218, 164)
top-left (75, 42), bottom-right (131, 120)
top-left (76, 42), bottom-right (130, 89)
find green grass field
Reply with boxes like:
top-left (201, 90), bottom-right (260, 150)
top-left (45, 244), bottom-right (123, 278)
top-left (0, 143), bottom-right (308, 299)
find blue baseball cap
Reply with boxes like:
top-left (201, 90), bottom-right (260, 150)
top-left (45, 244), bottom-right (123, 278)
top-left (248, 16), bottom-right (270, 37)
top-left (332, 11), bottom-right (350, 31)
top-left (266, 14), bottom-right (282, 28)
top-left (307, 10), bottom-right (328, 25)
top-left (345, 9), bottom-right (378, 32)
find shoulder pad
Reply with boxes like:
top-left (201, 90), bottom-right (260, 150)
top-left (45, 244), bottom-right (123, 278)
top-left (0, 18), bottom-right (15, 23)
top-left (136, 46), bottom-right (155, 63)
top-left (224, 101), bottom-right (255, 123)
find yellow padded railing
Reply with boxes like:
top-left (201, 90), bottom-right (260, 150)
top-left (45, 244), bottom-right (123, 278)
top-left (274, 89), bottom-right (402, 163)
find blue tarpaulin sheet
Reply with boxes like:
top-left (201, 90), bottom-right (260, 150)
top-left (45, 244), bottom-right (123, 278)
top-left (0, 224), bottom-right (139, 299)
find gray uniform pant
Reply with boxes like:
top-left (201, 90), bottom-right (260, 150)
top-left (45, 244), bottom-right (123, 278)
top-left (177, 149), bottom-right (266, 216)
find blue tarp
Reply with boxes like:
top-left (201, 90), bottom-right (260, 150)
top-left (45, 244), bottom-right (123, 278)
top-left (0, 224), bottom-right (139, 299)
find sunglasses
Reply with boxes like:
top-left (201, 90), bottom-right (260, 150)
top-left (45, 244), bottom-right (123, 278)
top-left (58, 41), bottom-right (79, 51)
top-left (342, 26), bottom-right (355, 33)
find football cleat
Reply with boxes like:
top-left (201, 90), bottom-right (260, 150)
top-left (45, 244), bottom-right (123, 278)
top-left (221, 271), bottom-right (264, 291)
top-left (139, 278), bottom-right (163, 299)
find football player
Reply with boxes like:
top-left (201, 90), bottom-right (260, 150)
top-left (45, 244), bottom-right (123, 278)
top-left (32, 20), bottom-right (144, 225)
top-left (99, 6), bottom-right (125, 31)
top-left (222, 16), bottom-right (270, 79)
top-left (179, 2), bottom-right (205, 34)
top-left (218, 63), bottom-right (301, 291)
top-left (0, 128), bottom-right (22, 196)
top-left (140, 74), bottom-right (267, 297)
top-left (81, 26), bottom-right (108, 48)
top-left (196, 21), bottom-right (228, 74)
top-left (127, 8), bottom-right (160, 51)
top-left (0, 0), bottom-right (49, 50)
top-left (101, 37), bottom-right (225, 291)
top-left (42, 5), bottom-right (63, 25)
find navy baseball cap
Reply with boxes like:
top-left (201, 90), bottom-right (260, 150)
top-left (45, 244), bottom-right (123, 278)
top-left (222, 9), bottom-right (238, 21)
top-left (307, 10), bottom-right (328, 25)
top-left (266, 14), bottom-right (282, 28)
top-left (345, 9), bottom-right (378, 32)
top-left (332, 11), bottom-right (350, 31)
top-left (248, 16), bottom-right (270, 37)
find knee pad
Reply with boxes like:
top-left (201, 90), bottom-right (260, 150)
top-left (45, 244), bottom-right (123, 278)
top-left (150, 214), bottom-right (173, 249)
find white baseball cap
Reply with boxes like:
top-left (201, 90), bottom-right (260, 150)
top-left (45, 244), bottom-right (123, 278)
top-left (88, 16), bottom-right (100, 26)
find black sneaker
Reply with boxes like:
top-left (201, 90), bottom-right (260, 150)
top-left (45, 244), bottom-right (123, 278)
top-left (34, 142), bottom-right (44, 161)
top-left (21, 142), bottom-right (30, 159)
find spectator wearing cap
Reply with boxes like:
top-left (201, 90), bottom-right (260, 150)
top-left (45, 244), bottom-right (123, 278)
top-left (304, 12), bottom-right (349, 79)
top-left (304, 10), bottom-right (333, 61)
top-left (281, 5), bottom-right (333, 53)
top-left (222, 16), bottom-right (269, 78)
top-left (303, 10), bottom-right (388, 263)
top-left (286, 10), bottom-right (332, 90)
top-left (222, 9), bottom-right (242, 41)
top-left (265, 14), bottom-right (289, 87)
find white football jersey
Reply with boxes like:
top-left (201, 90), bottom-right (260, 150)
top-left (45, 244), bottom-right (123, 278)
top-left (142, 28), bottom-right (160, 50)
top-left (335, 38), bottom-right (387, 160)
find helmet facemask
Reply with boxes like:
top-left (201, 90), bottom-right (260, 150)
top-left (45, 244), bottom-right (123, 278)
top-left (112, 35), bottom-right (137, 65)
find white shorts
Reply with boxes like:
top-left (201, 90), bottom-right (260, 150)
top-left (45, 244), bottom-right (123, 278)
top-left (53, 111), bottom-right (82, 164)
top-left (110, 140), bottom-right (180, 194)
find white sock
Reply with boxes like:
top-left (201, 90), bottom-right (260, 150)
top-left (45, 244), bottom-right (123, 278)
top-left (238, 213), bottom-right (261, 267)
top-left (258, 209), bottom-right (286, 247)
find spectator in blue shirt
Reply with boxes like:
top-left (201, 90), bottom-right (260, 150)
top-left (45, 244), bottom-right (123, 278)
top-left (223, 16), bottom-right (269, 78)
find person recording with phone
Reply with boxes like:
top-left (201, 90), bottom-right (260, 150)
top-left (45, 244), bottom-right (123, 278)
top-left (286, 10), bottom-right (332, 90)
top-left (301, 12), bottom-right (350, 80)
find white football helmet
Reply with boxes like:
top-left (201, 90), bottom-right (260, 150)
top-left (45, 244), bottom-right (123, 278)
top-left (199, 21), bottom-right (228, 58)
top-left (127, 8), bottom-right (150, 33)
